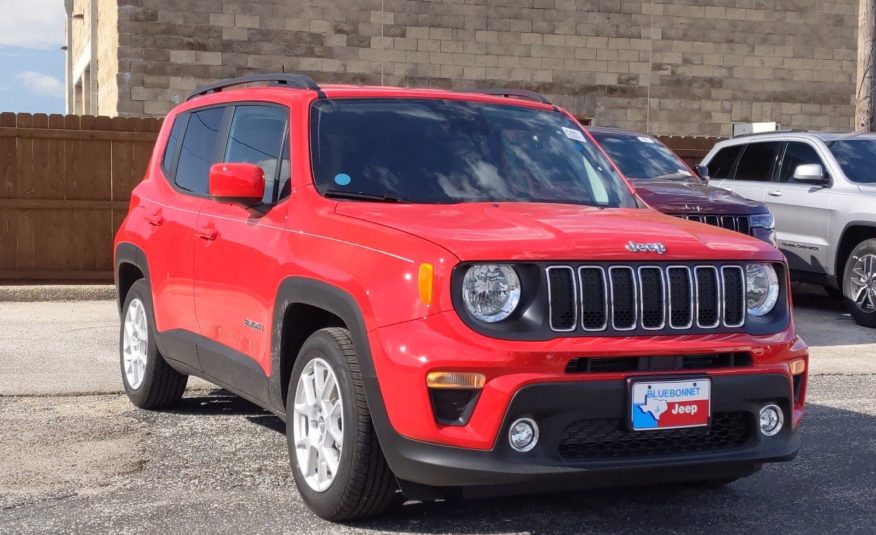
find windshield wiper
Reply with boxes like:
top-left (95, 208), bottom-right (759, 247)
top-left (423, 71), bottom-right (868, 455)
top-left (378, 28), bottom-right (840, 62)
top-left (648, 172), bottom-right (693, 181)
top-left (323, 189), bottom-right (404, 203)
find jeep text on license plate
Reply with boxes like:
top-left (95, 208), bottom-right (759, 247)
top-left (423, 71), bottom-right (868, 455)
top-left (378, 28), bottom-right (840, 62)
top-left (630, 378), bottom-right (711, 431)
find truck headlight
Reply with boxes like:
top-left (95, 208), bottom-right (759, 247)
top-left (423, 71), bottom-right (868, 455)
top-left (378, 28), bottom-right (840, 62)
top-left (750, 213), bottom-right (775, 230)
top-left (461, 264), bottom-right (521, 322)
top-left (746, 263), bottom-right (779, 316)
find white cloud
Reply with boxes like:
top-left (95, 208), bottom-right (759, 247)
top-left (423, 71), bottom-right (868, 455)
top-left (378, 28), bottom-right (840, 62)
top-left (0, 0), bottom-right (65, 49)
top-left (15, 71), bottom-right (64, 96)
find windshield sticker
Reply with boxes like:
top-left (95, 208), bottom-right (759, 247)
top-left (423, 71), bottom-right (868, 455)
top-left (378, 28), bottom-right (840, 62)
top-left (334, 173), bottom-right (352, 186)
top-left (637, 136), bottom-right (655, 144)
top-left (562, 127), bottom-right (587, 143)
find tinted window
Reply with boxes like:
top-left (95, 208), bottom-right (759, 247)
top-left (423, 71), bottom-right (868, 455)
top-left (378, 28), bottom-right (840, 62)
top-left (827, 139), bottom-right (876, 183)
top-left (590, 132), bottom-right (694, 181)
top-left (162, 116), bottom-right (186, 175)
top-left (779, 142), bottom-right (823, 183)
top-left (224, 105), bottom-right (289, 203)
top-left (707, 145), bottom-right (742, 179)
top-left (309, 99), bottom-right (637, 207)
top-left (733, 142), bottom-right (782, 182)
top-left (176, 107), bottom-right (225, 194)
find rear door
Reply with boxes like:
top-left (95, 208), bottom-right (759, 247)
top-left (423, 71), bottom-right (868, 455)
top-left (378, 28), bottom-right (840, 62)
top-left (767, 141), bottom-right (834, 274)
top-left (193, 103), bottom-right (291, 403)
top-left (143, 106), bottom-right (226, 369)
top-left (714, 141), bottom-right (783, 204)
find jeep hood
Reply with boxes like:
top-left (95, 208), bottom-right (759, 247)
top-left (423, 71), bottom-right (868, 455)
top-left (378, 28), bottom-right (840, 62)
top-left (632, 180), bottom-right (767, 215)
top-left (335, 202), bottom-right (780, 262)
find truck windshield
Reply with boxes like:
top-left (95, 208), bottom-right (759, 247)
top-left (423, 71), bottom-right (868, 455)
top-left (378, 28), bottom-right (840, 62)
top-left (590, 132), bottom-right (695, 182)
top-left (309, 99), bottom-right (638, 207)
top-left (827, 139), bottom-right (876, 183)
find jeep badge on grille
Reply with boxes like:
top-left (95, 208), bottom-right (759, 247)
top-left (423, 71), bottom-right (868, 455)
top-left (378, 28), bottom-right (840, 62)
top-left (626, 241), bottom-right (667, 254)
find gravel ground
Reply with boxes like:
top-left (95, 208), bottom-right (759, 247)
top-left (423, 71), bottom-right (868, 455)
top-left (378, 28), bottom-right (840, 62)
top-left (0, 284), bottom-right (874, 534)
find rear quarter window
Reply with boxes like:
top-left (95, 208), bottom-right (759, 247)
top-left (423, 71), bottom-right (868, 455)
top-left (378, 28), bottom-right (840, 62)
top-left (161, 116), bottom-right (186, 176)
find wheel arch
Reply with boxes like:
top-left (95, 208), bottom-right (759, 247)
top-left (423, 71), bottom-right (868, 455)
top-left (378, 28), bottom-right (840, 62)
top-left (269, 278), bottom-right (382, 418)
top-left (834, 222), bottom-right (876, 285)
top-left (115, 242), bottom-right (151, 315)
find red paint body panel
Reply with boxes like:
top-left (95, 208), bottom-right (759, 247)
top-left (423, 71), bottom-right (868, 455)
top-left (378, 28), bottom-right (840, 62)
top-left (113, 83), bottom-right (807, 454)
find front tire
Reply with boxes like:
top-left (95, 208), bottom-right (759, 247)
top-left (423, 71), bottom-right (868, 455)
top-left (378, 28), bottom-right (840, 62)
top-left (842, 239), bottom-right (876, 328)
top-left (120, 279), bottom-right (188, 408)
top-left (286, 328), bottom-right (395, 521)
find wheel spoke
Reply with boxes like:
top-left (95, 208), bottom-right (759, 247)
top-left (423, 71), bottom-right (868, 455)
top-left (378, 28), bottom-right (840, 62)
top-left (323, 447), bottom-right (340, 476)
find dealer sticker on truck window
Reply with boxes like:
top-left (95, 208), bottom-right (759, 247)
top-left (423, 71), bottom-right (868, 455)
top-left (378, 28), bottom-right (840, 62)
top-left (630, 378), bottom-right (711, 430)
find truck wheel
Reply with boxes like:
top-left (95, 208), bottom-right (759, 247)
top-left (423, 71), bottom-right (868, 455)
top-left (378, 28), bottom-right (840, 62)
top-left (843, 239), bottom-right (876, 328)
top-left (120, 279), bottom-right (188, 408)
top-left (287, 328), bottom-right (396, 521)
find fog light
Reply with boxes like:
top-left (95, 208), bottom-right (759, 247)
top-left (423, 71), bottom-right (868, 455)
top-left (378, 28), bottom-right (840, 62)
top-left (508, 418), bottom-right (539, 452)
top-left (759, 404), bottom-right (784, 437)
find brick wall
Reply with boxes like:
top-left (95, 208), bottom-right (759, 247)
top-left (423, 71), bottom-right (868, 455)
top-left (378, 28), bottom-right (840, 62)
top-left (108, 0), bottom-right (857, 136)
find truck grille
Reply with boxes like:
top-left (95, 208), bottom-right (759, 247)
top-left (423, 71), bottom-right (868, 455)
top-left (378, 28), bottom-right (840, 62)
top-left (680, 214), bottom-right (752, 236)
top-left (546, 264), bottom-right (746, 334)
top-left (558, 412), bottom-right (754, 460)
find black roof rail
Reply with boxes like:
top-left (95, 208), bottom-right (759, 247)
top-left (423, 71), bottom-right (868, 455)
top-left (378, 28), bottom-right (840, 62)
top-left (187, 73), bottom-right (323, 101)
top-left (455, 87), bottom-right (551, 105)
top-left (732, 129), bottom-right (810, 138)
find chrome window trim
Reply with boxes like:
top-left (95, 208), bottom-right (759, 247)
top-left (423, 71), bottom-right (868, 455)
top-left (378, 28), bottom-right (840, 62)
top-left (546, 266), bottom-right (578, 332)
top-left (608, 266), bottom-right (637, 331)
top-left (694, 265), bottom-right (722, 328)
top-left (637, 266), bottom-right (666, 330)
top-left (578, 266), bottom-right (608, 332)
top-left (667, 265), bottom-right (694, 329)
top-left (721, 265), bottom-right (746, 328)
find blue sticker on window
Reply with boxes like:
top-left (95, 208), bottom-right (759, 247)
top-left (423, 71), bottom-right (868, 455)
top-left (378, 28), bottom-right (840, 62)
top-left (334, 173), bottom-right (351, 186)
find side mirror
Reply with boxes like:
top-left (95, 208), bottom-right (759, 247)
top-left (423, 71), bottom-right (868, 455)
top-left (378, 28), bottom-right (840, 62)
top-left (209, 163), bottom-right (265, 206)
top-left (695, 164), bottom-right (710, 183)
top-left (792, 163), bottom-right (829, 186)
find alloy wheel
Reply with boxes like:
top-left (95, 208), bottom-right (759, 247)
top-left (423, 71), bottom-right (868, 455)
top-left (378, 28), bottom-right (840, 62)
top-left (849, 253), bottom-right (876, 313)
top-left (292, 357), bottom-right (344, 492)
top-left (122, 298), bottom-right (149, 389)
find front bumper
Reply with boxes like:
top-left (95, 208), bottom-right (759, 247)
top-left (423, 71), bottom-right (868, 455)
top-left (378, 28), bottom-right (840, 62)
top-left (363, 311), bottom-right (807, 492)
top-left (373, 374), bottom-right (799, 493)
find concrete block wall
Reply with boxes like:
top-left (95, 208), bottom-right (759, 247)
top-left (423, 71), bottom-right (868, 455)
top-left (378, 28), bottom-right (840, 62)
top-left (107, 0), bottom-right (857, 136)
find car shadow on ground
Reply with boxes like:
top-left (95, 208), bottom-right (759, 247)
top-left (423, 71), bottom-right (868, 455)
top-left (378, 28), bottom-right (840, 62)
top-left (790, 283), bottom-right (874, 346)
top-left (170, 389), bottom-right (286, 434)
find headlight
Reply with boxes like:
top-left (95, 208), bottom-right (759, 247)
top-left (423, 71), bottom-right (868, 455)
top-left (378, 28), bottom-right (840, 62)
top-left (750, 213), bottom-right (774, 229)
top-left (746, 263), bottom-right (779, 316)
top-left (461, 264), bottom-right (521, 322)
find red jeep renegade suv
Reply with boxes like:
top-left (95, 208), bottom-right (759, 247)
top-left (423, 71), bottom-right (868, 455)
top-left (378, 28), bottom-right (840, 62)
top-left (114, 74), bottom-right (808, 521)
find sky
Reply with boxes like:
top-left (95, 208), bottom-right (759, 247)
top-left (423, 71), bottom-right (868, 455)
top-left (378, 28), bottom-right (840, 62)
top-left (0, 0), bottom-right (66, 114)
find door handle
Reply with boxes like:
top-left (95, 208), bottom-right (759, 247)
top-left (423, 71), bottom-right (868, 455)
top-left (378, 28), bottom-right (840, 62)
top-left (145, 208), bottom-right (164, 226)
top-left (767, 190), bottom-right (783, 197)
top-left (195, 223), bottom-right (217, 241)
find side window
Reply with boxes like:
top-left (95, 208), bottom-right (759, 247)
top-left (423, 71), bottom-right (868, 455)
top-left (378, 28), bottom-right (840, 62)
top-left (707, 145), bottom-right (743, 179)
top-left (161, 115), bottom-right (186, 175)
top-left (779, 142), bottom-right (824, 183)
top-left (175, 107), bottom-right (226, 195)
top-left (224, 105), bottom-right (289, 203)
top-left (733, 142), bottom-right (782, 182)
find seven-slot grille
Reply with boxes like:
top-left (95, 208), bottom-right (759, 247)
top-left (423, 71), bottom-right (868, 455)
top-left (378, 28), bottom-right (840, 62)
top-left (679, 214), bottom-right (752, 236)
top-left (546, 264), bottom-right (746, 334)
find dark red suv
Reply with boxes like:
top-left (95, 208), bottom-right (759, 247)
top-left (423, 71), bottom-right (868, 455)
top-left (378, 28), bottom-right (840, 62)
top-left (114, 74), bottom-right (808, 521)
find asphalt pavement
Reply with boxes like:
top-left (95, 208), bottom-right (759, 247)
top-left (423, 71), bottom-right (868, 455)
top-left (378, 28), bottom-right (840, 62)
top-left (0, 284), bottom-right (874, 534)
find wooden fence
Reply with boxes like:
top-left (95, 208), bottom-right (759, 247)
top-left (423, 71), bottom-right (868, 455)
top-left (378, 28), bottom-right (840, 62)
top-left (0, 111), bottom-right (720, 283)
top-left (0, 113), bottom-right (161, 282)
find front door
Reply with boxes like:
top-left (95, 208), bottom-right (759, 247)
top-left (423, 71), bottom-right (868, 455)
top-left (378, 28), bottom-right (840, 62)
top-left (193, 104), bottom-right (291, 403)
top-left (766, 141), bottom-right (834, 274)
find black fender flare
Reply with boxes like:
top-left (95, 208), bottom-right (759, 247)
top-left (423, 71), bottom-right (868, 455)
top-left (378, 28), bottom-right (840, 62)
top-left (114, 242), bottom-right (151, 314)
top-left (268, 278), bottom-right (389, 425)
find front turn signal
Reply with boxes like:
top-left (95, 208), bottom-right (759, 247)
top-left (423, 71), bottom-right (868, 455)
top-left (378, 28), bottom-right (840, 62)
top-left (418, 263), bottom-right (434, 305)
top-left (426, 371), bottom-right (486, 390)
top-left (790, 359), bottom-right (806, 376)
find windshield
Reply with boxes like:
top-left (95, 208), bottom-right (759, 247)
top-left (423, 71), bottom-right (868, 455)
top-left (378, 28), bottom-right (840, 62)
top-left (590, 132), bottom-right (695, 181)
top-left (309, 99), bottom-right (638, 207)
top-left (827, 139), bottom-right (876, 183)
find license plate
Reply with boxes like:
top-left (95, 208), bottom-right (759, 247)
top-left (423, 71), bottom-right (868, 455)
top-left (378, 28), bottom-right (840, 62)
top-left (630, 378), bottom-right (711, 431)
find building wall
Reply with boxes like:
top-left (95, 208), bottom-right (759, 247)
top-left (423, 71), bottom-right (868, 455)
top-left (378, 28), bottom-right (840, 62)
top-left (108, 0), bottom-right (857, 135)
top-left (96, 0), bottom-right (120, 116)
